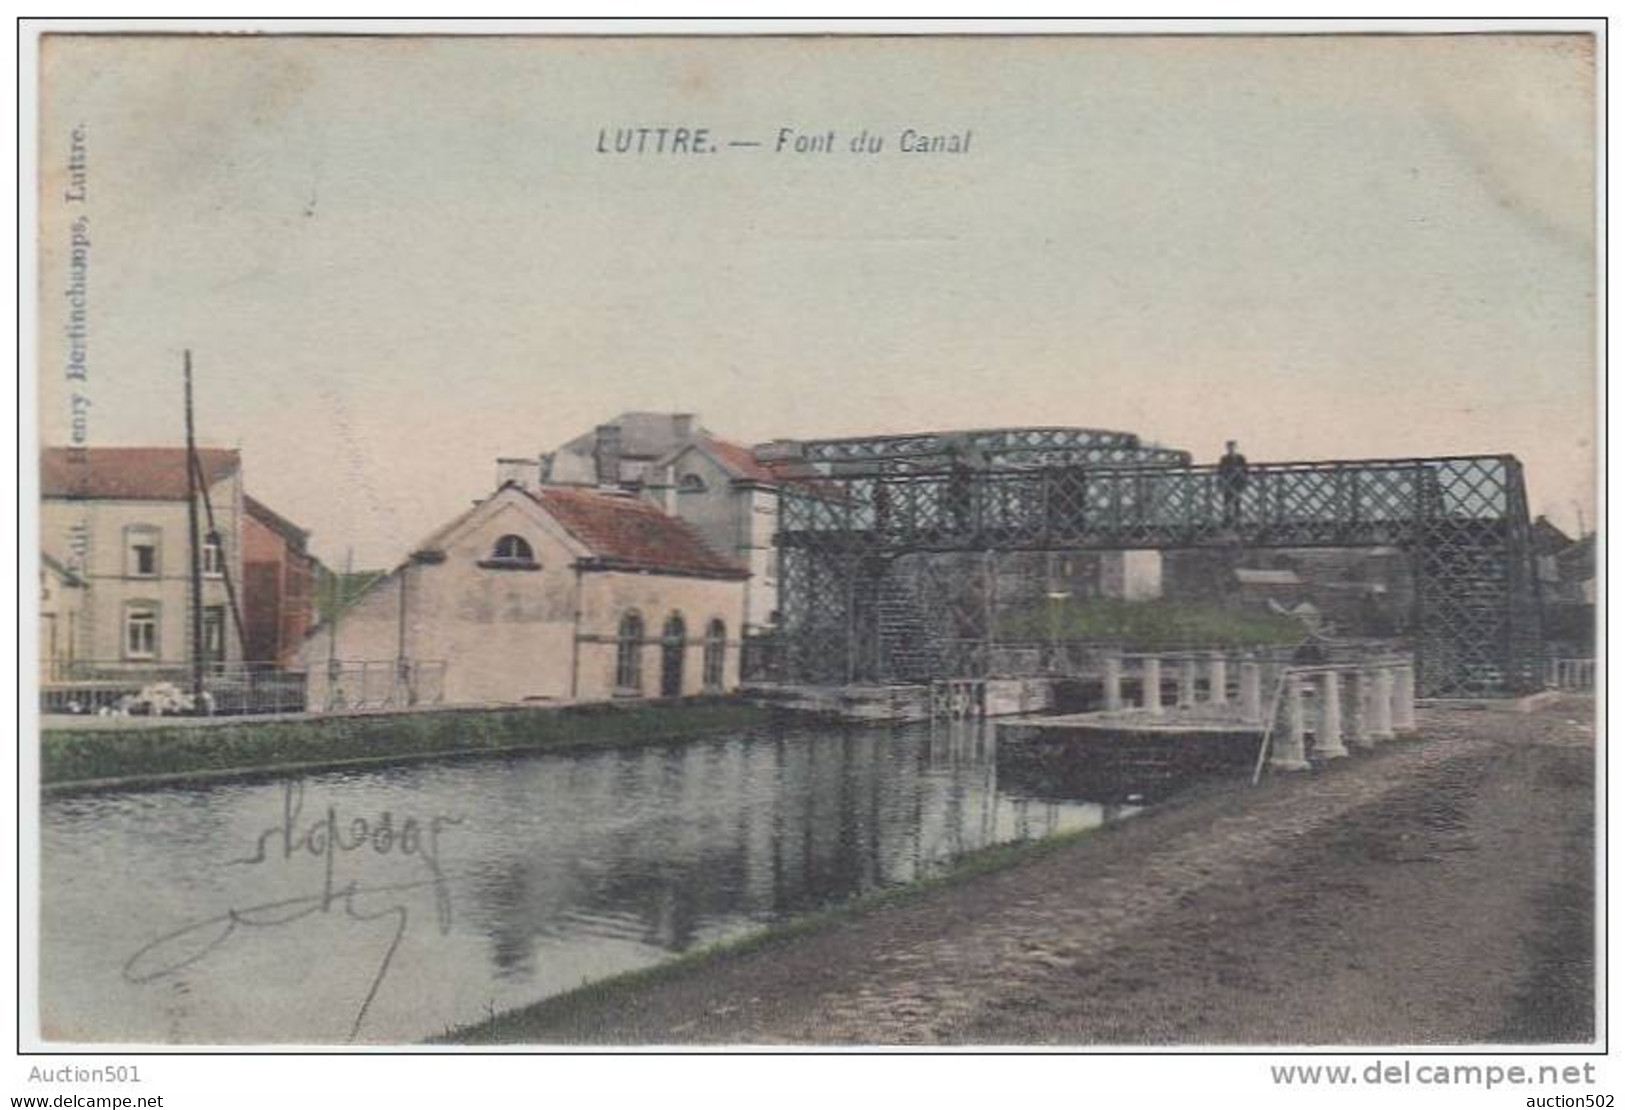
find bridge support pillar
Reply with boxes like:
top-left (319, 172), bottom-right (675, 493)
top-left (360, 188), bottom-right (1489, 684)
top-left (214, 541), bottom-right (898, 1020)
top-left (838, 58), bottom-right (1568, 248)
top-left (1273, 673), bottom-right (1311, 771)
top-left (1103, 654), bottom-right (1123, 712)
top-left (1313, 671), bottom-right (1348, 759)
top-left (1372, 667), bottom-right (1396, 741)
top-left (1393, 664), bottom-right (1417, 732)
top-left (1239, 660), bottom-right (1262, 724)
top-left (1208, 653), bottom-right (1228, 706)
top-left (1347, 670), bottom-right (1374, 750)
top-left (1178, 656), bottom-right (1198, 708)
top-left (1142, 657), bottom-right (1163, 715)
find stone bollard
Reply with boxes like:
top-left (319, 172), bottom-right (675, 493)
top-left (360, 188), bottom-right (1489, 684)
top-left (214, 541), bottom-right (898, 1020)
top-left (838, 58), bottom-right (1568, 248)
top-left (1393, 664), bottom-right (1417, 732)
top-left (1178, 656), bottom-right (1198, 708)
top-left (1372, 667), bottom-right (1396, 740)
top-left (1313, 670), bottom-right (1348, 759)
top-left (1347, 670), bottom-right (1373, 749)
top-left (1142, 657), bottom-right (1163, 715)
top-left (1103, 654), bottom-right (1123, 712)
top-left (1239, 660), bottom-right (1263, 724)
top-left (1208, 652), bottom-right (1229, 707)
top-left (1272, 673), bottom-right (1311, 771)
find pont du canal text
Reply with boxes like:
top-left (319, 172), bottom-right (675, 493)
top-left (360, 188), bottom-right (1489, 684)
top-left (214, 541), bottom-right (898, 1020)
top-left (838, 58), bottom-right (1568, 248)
top-left (595, 126), bottom-right (974, 156)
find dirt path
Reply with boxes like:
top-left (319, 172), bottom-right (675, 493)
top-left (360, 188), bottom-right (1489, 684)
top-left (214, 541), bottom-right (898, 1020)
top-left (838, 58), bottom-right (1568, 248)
top-left (460, 697), bottom-right (1597, 1046)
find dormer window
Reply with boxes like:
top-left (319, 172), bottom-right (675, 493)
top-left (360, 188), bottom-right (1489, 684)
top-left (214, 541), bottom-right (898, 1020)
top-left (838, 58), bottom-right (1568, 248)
top-left (479, 533), bottom-right (540, 570)
top-left (678, 473), bottom-right (707, 494)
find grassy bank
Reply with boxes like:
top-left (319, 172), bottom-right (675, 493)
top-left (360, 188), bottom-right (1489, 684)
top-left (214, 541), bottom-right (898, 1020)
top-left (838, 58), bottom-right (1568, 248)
top-left (436, 823), bottom-right (1102, 1045)
top-left (998, 598), bottom-right (1304, 649)
top-left (41, 698), bottom-right (770, 788)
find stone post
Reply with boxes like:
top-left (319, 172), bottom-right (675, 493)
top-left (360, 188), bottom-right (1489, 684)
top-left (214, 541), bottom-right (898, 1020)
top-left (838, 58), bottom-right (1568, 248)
top-left (1313, 670), bottom-right (1348, 759)
top-left (1178, 656), bottom-right (1198, 708)
top-left (1347, 670), bottom-right (1373, 749)
top-left (1239, 660), bottom-right (1263, 724)
top-left (1393, 664), bottom-right (1417, 732)
top-left (1272, 672), bottom-right (1311, 771)
top-left (1208, 652), bottom-right (1229, 706)
top-left (1142, 657), bottom-right (1163, 715)
top-left (1102, 653), bottom-right (1123, 712)
top-left (1372, 667), bottom-right (1396, 740)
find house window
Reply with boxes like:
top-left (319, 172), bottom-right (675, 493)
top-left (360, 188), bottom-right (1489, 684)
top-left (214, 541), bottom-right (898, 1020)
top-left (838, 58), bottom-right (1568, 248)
top-left (202, 532), bottom-right (225, 577)
top-left (678, 473), bottom-right (707, 493)
top-left (202, 606), bottom-right (226, 667)
top-left (616, 611), bottom-right (644, 692)
top-left (124, 603), bottom-right (158, 660)
top-left (125, 526), bottom-right (160, 578)
top-left (481, 533), bottom-right (540, 570)
top-left (703, 619), bottom-right (727, 691)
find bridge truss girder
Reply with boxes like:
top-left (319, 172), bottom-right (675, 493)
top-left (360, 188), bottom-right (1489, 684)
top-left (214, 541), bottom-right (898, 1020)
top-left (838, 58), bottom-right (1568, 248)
top-left (794, 426), bottom-right (1192, 474)
top-left (775, 453), bottom-right (1541, 698)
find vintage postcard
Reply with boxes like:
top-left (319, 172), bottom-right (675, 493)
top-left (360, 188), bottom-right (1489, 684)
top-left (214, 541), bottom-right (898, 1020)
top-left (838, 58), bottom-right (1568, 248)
top-left (25, 23), bottom-right (1601, 1079)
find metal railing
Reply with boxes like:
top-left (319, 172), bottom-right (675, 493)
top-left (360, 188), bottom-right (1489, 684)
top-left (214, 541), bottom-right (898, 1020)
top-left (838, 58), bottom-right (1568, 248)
top-left (41, 659), bottom-right (308, 717)
top-left (779, 455), bottom-right (1521, 550)
top-left (306, 660), bottom-right (449, 713)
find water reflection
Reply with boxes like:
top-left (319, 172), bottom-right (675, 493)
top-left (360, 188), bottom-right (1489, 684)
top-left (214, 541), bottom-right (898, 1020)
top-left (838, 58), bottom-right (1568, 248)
top-left (43, 717), bottom-right (1136, 1044)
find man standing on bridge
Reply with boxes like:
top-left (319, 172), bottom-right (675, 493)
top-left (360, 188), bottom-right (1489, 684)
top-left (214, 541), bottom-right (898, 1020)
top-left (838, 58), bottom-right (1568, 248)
top-left (1218, 440), bottom-right (1249, 530)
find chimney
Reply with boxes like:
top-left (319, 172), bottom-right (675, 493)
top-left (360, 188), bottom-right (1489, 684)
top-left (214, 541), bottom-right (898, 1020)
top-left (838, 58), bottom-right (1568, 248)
top-left (495, 456), bottom-right (539, 491)
top-left (593, 425), bottom-right (623, 487)
top-left (672, 413), bottom-right (696, 441)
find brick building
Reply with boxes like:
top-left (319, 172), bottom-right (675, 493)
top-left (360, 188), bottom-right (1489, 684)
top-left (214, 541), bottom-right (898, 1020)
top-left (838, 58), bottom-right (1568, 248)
top-left (243, 496), bottom-right (318, 668)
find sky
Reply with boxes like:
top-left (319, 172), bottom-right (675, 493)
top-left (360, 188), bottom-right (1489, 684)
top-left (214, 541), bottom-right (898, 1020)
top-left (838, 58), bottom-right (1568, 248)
top-left (36, 33), bottom-right (1598, 567)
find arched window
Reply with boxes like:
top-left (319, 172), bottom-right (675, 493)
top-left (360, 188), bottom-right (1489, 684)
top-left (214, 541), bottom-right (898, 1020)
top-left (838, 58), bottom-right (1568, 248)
top-left (616, 611), bottom-right (644, 692)
top-left (482, 533), bottom-right (539, 570)
top-left (660, 614), bottom-right (687, 698)
top-left (703, 619), bottom-right (727, 691)
top-left (678, 473), bottom-right (707, 494)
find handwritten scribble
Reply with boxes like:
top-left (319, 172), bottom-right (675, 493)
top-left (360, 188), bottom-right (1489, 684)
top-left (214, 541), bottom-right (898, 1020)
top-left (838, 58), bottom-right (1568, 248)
top-left (127, 781), bottom-right (464, 1042)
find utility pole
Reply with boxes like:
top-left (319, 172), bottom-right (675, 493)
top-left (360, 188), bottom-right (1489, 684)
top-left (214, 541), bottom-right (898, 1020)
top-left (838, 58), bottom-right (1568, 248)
top-left (184, 350), bottom-right (206, 703)
top-left (328, 547), bottom-right (351, 666)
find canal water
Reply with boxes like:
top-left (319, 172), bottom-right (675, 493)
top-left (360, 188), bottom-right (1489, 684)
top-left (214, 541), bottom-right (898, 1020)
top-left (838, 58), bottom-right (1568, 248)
top-left (41, 718), bottom-right (1151, 1044)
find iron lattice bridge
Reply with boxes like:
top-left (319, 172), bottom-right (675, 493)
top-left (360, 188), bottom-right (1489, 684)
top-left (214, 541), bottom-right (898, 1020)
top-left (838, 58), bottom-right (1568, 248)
top-left (774, 440), bottom-right (1540, 698)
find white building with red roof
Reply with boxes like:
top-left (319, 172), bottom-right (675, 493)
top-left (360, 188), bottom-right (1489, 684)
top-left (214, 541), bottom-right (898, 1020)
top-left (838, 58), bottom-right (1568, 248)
top-left (40, 447), bottom-right (320, 691)
top-left (303, 482), bottom-right (750, 707)
top-left (500, 412), bottom-right (823, 638)
top-left (41, 446), bottom-right (247, 675)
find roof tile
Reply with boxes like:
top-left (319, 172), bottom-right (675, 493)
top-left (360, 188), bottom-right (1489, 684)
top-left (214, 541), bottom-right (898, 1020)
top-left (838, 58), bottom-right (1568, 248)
top-left (694, 435), bottom-right (842, 498)
top-left (42, 447), bottom-right (240, 501)
top-left (529, 486), bottom-right (749, 580)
